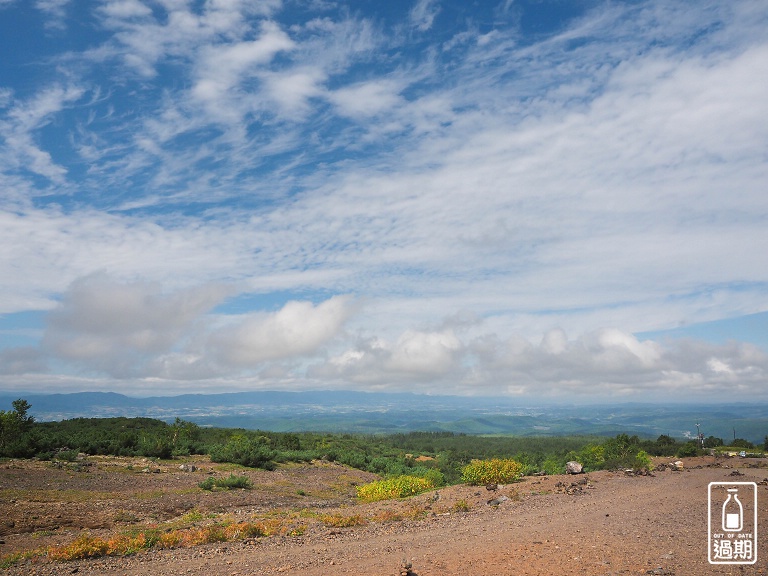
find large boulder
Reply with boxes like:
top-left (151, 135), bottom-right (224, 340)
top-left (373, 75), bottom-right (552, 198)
top-left (566, 461), bottom-right (583, 474)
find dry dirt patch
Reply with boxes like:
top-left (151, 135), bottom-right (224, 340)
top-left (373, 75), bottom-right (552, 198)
top-left (0, 456), bottom-right (376, 555)
top-left (2, 455), bottom-right (768, 575)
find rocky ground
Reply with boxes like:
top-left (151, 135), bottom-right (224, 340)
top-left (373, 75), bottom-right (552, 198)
top-left (2, 454), bottom-right (768, 575)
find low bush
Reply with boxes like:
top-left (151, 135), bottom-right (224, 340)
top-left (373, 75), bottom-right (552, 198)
top-left (357, 475), bottom-right (436, 502)
top-left (452, 499), bottom-right (470, 512)
top-left (633, 450), bottom-right (653, 470)
top-left (319, 514), bottom-right (367, 527)
top-left (209, 434), bottom-right (276, 469)
top-left (47, 533), bottom-right (109, 561)
top-left (40, 521), bottom-right (276, 565)
top-left (460, 458), bottom-right (523, 485)
top-left (419, 467), bottom-right (446, 487)
top-left (54, 449), bottom-right (79, 462)
top-left (198, 474), bottom-right (253, 491)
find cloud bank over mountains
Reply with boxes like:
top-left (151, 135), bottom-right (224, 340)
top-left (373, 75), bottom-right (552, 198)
top-left (0, 0), bottom-right (766, 399)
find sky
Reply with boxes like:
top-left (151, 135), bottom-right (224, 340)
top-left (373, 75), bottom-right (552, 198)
top-left (0, 0), bottom-right (767, 402)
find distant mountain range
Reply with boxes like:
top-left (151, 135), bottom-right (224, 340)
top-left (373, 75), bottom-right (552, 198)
top-left (1, 390), bottom-right (766, 443)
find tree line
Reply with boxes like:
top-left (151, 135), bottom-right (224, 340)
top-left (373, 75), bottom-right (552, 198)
top-left (0, 399), bottom-right (763, 483)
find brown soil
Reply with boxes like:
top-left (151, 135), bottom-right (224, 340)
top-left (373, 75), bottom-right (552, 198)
top-left (2, 455), bottom-right (768, 575)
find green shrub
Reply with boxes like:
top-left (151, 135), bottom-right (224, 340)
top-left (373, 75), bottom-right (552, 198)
top-left (460, 458), bottom-right (523, 485)
top-left (198, 477), bottom-right (216, 491)
top-left (273, 449), bottom-right (317, 463)
top-left (209, 435), bottom-right (276, 469)
top-left (539, 456), bottom-right (565, 475)
top-left (199, 474), bottom-right (253, 491)
top-left (357, 475), bottom-right (435, 502)
top-left (572, 444), bottom-right (605, 471)
top-left (677, 441), bottom-right (699, 458)
top-left (418, 467), bottom-right (446, 487)
top-left (55, 449), bottom-right (79, 462)
top-left (633, 450), bottom-right (653, 470)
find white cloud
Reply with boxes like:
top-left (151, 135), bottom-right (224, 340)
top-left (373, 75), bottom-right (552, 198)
top-left (98, 0), bottom-right (152, 20)
top-left (308, 323), bottom-right (768, 400)
top-left (192, 21), bottom-right (295, 110)
top-left (262, 67), bottom-right (325, 115)
top-left (0, 207), bottom-right (251, 313)
top-left (0, 88), bottom-right (12, 108)
top-left (328, 79), bottom-right (405, 119)
top-left (321, 329), bottom-right (463, 381)
top-left (94, 0), bottom-right (281, 77)
top-left (209, 296), bottom-right (355, 367)
top-left (410, 0), bottom-right (441, 32)
top-left (42, 274), bottom-right (231, 377)
top-left (0, 85), bottom-right (84, 184)
top-left (35, 0), bottom-right (70, 29)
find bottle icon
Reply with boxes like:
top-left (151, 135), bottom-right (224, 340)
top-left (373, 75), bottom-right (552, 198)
top-left (722, 488), bottom-right (743, 532)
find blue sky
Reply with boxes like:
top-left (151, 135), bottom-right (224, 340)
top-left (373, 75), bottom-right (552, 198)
top-left (1, 0), bottom-right (767, 401)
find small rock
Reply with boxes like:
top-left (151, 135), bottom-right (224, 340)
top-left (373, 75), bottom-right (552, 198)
top-left (566, 461), bottom-right (583, 474)
top-left (487, 495), bottom-right (509, 506)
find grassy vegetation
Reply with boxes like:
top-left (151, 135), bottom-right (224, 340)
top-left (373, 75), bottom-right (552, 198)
top-left (1, 518), bottom-right (303, 566)
top-left (198, 474), bottom-right (253, 491)
top-left (2, 398), bottom-right (764, 486)
top-left (0, 499), bottom-right (445, 569)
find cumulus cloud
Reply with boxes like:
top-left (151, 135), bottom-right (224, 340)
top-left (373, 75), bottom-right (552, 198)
top-left (209, 296), bottom-right (355, 367)
top-left (309, 324), bottom-right (768, 400)
top-left (470, 329), bottom-right (768, 399)
top-left (42, 275), bottom-right (231, 377)
top-left (316, 328), bottom-right (462, 383)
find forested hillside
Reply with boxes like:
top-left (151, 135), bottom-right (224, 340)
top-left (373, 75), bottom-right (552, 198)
top-left (3, 398), bottom-right (762, 484)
